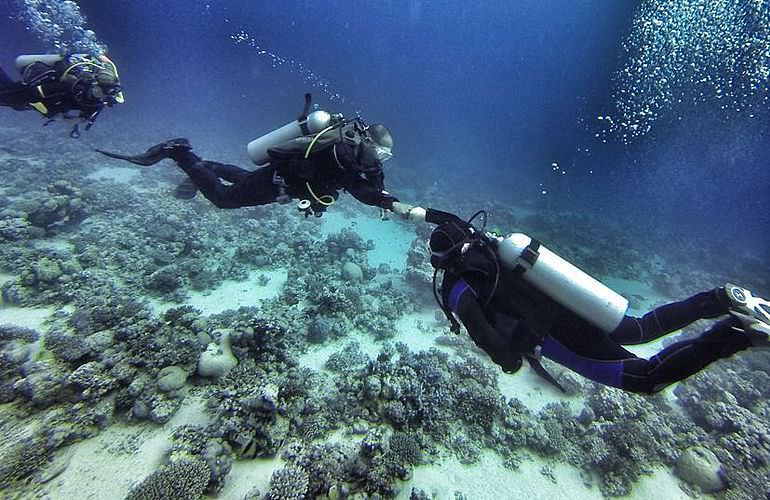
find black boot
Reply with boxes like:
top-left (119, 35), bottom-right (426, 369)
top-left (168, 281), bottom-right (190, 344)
top-left (96, 138), bottom-right (192, 166)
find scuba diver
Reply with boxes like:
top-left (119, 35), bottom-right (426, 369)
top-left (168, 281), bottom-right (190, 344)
top-left (400, 206), bottom-right (770, 394)
top-left (97, 94), bottom-right (398, 217)
top-left (0, 53), bottom-right (124, 137)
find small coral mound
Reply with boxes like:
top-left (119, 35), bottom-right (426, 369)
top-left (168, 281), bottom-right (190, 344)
top-left (126, 458), bottom-right (210, 500)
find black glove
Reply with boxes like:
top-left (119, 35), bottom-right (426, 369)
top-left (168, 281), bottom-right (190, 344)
top-left (500, 353), bottom-right (523, 374)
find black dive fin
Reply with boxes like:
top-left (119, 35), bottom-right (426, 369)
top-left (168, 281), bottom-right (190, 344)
top-left (95, 139), bottom-right (191, 166)
top-left (173, 178), bottom-right (198, 199)
top-left (95, 148), bottom-right (162, 166)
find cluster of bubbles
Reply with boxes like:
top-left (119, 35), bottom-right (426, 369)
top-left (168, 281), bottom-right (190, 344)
top-left (14, 0), bottom-right (106, 54)
top-left (598, 0), bottom-right (769, 144)
top-left (230, 29), bottom-right (346, 103)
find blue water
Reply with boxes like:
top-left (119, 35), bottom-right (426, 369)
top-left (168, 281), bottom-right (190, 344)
top-left (3, 0), bottom-right (767, 264)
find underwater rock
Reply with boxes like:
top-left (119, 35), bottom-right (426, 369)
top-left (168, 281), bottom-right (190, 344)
top-left (84, 329), bottom-right (114, 353)
top-left (0, 433), bottom-right (52, 487)
top-left (197, 331), bottom-right (237, 379)
top-left (157, 365), bottom-right (188, 393)
top-left (0, 324), bottom-right (39, 343)
top-left (342, 261), bottom-right (364, 282)
top-left (145, 264), bottom-right (184, 293)
top-left (0, 216), bottom-right (33, 241)
top-left (67, 361), bottom-right (116, 400)
top-left (307, 316), bottom-right (332, 344)
top-left (44, 330), bottom-right (89, 363)
top-left (200, 439), bottom-right (233, 493)
top-left (33, 258), bottom-right (63, 284)
top-left (674, 446), bottom-right (725, 493)
top-left (0, 341), bottom-right (31, 402)
top-left (13, 359), bottom-right (70, 406)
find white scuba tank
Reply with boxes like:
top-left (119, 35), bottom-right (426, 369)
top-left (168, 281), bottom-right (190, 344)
top-left (247, 110), bottom-right (336, 166)
top-left (14, 54), bottom-right (64, 72)
top-left (495, 233), bottom-right (628, 332)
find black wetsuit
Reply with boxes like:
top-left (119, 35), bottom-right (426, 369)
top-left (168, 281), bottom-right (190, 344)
top-left (440, 248), bottom-right (751, 394)
top-left (0, 66), bottom-right (102, 119)
top-left (168, 127), bottom-right (397, 214)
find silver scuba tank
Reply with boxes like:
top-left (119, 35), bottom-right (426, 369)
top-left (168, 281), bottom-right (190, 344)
top-left (247, 110), bottom-right (336, 166)
top-left (14, 54), bottom-right (64, 72)
top-left (495, 233), bottom-right (628, 332)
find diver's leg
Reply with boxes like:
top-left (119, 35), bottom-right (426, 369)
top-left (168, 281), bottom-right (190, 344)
top-left (173, 163), bottom-right (250, 200)
top-left (540, 334), bottom-right (637, 390)
top-left (618, 317), bottom-right (751, 393)
top-left (178, 161), bottom-right (280, 209)
top-left (542, 317), bottom-right (751, 394)
top-left (207, 163), bottom-right (251, 184)
top-left (610, 288), bottom-right (730, 345)
top-left (0, 82), bottom-right (38, 109)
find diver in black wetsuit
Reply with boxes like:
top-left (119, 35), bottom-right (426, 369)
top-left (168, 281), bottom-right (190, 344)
top-left (425, 213), bottom-right (770, 394)
top-left (96, 120), bottom-right (398, 217)
top-left (0, 53), bottom-right (123, 136)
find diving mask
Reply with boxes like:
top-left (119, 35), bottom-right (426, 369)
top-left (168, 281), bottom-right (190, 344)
top-left (374, 143), bottom-right (393, 162)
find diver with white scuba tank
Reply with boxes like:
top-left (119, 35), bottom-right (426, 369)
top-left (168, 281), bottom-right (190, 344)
top-left (96, 94), bottom-right (398, 217)
top-left (391, 204), bottom-right (770, 394)
top-left (0, 53), bottom-right (124, 137)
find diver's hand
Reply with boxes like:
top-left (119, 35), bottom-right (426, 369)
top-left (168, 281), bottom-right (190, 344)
top-left (500, 354), bottom-right (523, 374)
top-left (391, 201), bottom-right (414, 218)
top-left (392, 201), bottom-right (427, 222)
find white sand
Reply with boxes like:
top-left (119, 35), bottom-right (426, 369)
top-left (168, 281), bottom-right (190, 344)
top-left (406, 451), bottom-right (596, 499)
top-left (40, 392), bottom-right (210, 499)
top-left (150, 268), bottom-right (287, 316)
top-left (85, 166), bottom-right (141, 184)
top-left (403, 450), bottom-right (698, 500)
top-left (0, 305), bottom-right (55, 331)
top-left (184, 269), bottom-right (287, 315)
top-left (32, 237), bottom-right (75, 254)
top-left (321, 211), bottom-right (414, 270)
top-left (218, 456), bottom-right (283, 499)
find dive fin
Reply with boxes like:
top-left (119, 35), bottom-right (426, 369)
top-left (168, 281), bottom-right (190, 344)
top-left (96, 138), bottom-right (191, 166)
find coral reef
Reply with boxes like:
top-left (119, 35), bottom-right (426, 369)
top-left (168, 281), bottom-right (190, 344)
top-left (126, 458), bottom-right (210, 500)
top-left (0, 133), bottom-right (767, 500)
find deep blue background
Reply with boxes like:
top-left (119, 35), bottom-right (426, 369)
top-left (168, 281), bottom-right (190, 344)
top-left (1, 0), bottom-right (768, 262)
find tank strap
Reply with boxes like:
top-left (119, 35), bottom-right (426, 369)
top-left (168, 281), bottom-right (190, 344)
top-left (297, 93), bottom-right (313, 134)
top-left (512, 238), bottom-right (541, 277)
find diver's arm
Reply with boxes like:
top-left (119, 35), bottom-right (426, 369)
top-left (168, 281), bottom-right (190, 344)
top-left (346, 172), bottom-right (398, 209)
top-left (0, 80), bottom-right (73, 115)
top-left (454, 291), bottom-right (522, 372)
